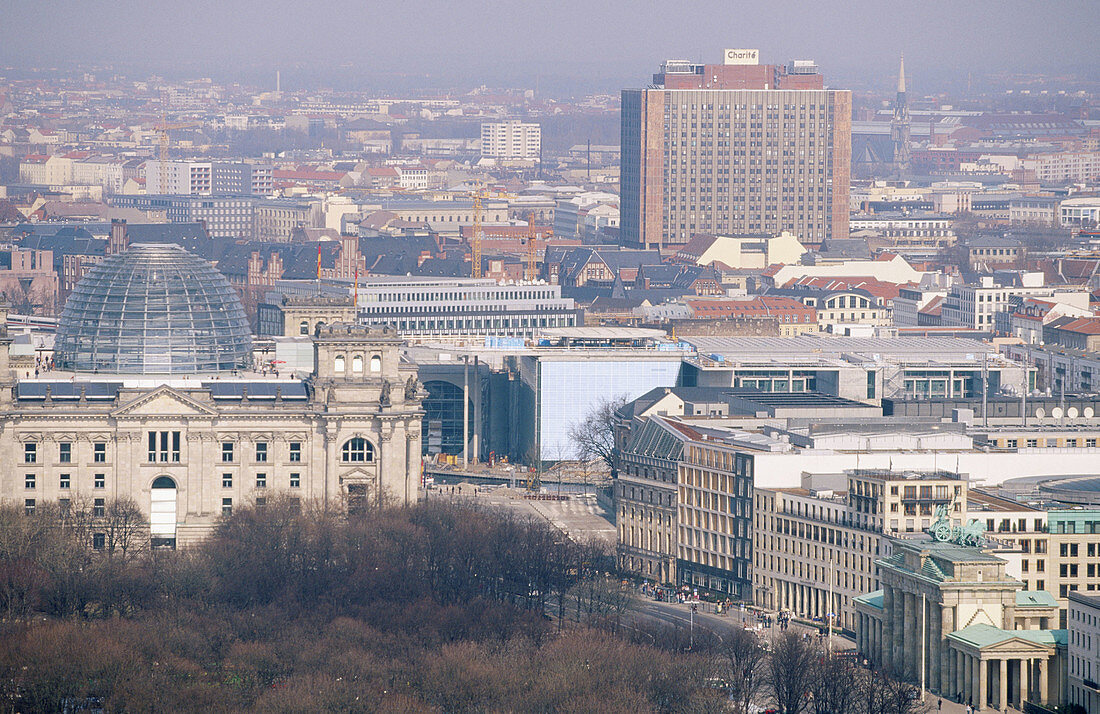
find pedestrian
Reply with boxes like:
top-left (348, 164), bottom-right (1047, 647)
top-left (937, 698), bottom-right (942, 711)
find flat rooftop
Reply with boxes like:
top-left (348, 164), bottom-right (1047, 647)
top-left (685, 335), bottom-right (997, 363)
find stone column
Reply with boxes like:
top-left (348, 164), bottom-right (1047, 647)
top-left (883, 586), bottom-right (895, 674)
top-left (930, 599), bottom-right (942, 693)
top-left (1038, 658), bottom-right (1048, 706)
top-left (977, 657), bottom-right (987, 712)
top-left (903, 592), bottom-right (916, 680)
top-left (1019, 658), bottom-right (1029, 705)
top-left (955, 649), bottom-right (964, 704)
top-left (964, 653), bottom-right (973, 707)
top-left (998, 658), bottom-right (1007, 712)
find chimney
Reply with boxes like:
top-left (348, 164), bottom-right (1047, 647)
top-left (108, 219), bottom-right (128, 255)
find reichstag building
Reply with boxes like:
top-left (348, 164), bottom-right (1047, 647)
top-left (2, 243), bottom-right (423, 546)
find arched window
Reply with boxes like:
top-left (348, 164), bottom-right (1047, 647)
top-left (370, 355), bottom-right (381, 372)
top-left (352, 355), bottom-right (364, 373)
top-left (341, 437), bottom-right (374, 463)
top-left (299, 320), bottom-right (309, 335)
top-left (334, 355), bottom-right (345, 373)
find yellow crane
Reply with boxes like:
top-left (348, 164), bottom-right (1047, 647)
top-left (471, 191), bottom-right (484, 278)
top-left (156, 113), bottom-right (201, 163)
top-left (524, 212), bottom-right (549, 282)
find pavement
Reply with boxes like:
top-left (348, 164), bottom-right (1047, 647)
top-left (426, 483), bottom-right (617, 545)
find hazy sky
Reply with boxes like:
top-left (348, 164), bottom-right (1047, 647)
top-left (1, 0), bottom-right (1096, 93)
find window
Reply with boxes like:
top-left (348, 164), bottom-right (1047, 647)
top-left (60, 474), bottom-right (70, 490)
top-left (222, 498), bottom-right (233, 515)
top-left (24, 474), bottom-right (35, 490)
top-left (341, 437), bottom-right (374, 463)
top-left (370, 355), bottom-right (381, 372)
top-left (24, 499), bottom-right (35, 515)
top-left (24, 443), bottom-right (36, 464)
top-left (94, 443), bottom-right (107, 463)
top-left (222, 474), bottom-right (233, 489)
top-left (352, 355), bottom-right (364, 373)
top-left (222, 442), bottom-right (234, 463)
top-left (256, 474), bottom-right (266, 489)
top-left (335, 355), bottom-right (345, 373)
top-left (148, 431), bottom-right (181, 463)
top-left (59, 442), bottom-right (72, 463)
top-left (93, 533), bottom-right (105, 550)
top-left (299, 320), bottom-right (309, 335)
top-left (255, 442), bottom-right (268, 463)
top-left (93, 498), bottom-right (105, 518)
top-left (94, 474), bottom-right (105, 489)
top-left (290, 473), bottom-right (300, 488)
top-left (289, 442), bottom-right (301, 462)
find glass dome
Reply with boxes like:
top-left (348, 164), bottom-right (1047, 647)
top-left (55, 243), bottom-right (252, 374)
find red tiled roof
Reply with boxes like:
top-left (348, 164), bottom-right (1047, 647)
top-left (918, 295), bottom-right (944, 316)
top-left (1054, 317), bottom-right (1100, 335)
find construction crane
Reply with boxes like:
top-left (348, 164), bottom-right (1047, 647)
top-left (471, 191), bottom-right (484, 278)
top-left (524, 211), bottom-right (550, 283)
top-left (156, 113), bottom-right (201, 163)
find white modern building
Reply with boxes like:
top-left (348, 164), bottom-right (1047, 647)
top-left (480, 120), bottom-right (541, 160)
top-left (1060, 197), bottom-right (1100, 228)
top-left (262, 276), bottom-right (578, 342)
top-left (145, 160), bottom-right (273, 196)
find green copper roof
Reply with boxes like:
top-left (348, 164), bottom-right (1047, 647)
top-left (1016, 590), bottom-right (1059, 608)
top-left (948, 623), bottom-right (1066, 650)
top-left (854, 589), bottom-right (884, 610)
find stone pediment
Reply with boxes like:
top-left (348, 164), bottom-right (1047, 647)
top-left (112, 386), bottom-right (218, 418)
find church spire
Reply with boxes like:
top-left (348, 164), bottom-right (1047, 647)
top-left (897, 53), bottom-right (906, 94)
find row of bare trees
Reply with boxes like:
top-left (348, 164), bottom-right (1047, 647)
top-left (616, 621), bottom-right (928, 714)
top-left (0, 496), bottom-right (738, 712)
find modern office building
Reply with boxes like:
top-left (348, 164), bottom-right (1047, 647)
top-left (1067, 591), bottom-right (1100, 713)
top-left (261, 276), bottom-right (578, 342)
top-left (480, 120), bottom-right (541, 160)
top-left (2, 245), bottom-right (424, 546)
top-left (754, 469), bottom-right (968, 630)
top-left (680, 335), bottom-right (1030, 401)
top-left (621, 51), bottom-right (851, 249)
top-left (111, 194), bottom-right (255, 239)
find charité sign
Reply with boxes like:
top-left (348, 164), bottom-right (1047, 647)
top-left (723, 48), bottom-right (759, 65)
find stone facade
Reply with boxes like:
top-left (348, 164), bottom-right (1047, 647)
top-left (854, 541), bottom-right (1065, 712)
top-left (2, 323), bottom-right (423, 546)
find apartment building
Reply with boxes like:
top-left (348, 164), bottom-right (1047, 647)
top-left (145, 160), bottom-right (273, 196)
top-left (940, 275), bottom-right (1090, 331)
top-left (480, 120), bottom-right (541, 160)
top-left (621, 52), bottom-right (851, 249)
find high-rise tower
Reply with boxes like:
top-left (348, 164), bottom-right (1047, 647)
top-left (891, 54), bottom-right (911, 174)
top-left (621, 51), bottom-right (851, 250)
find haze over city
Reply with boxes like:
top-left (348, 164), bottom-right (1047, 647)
top-left (2, 1), bottom-right (1098, 93)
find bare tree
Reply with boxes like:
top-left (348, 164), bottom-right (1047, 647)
top-left (810, 654), bottom-right (861, 714)
top-left (766, 630), bottom-right (818, 714)
top-left (568, 395), bottom-right (629, 479)
top-left (717, 627), bottom-right (768, 714)
top-left (100, 497), bottom-right (148, 563)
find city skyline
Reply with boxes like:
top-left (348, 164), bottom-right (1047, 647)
top-left (1, 1), bottom-right (1098, 94)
